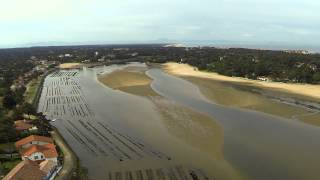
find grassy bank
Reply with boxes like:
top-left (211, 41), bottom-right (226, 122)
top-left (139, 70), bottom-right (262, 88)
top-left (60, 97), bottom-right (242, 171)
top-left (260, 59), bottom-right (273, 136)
top-left (24, 77), bottom-right (42, 104)
top-left (0, 160), bottom-right (21, 175)
top-left (51, 128), bottom-right (88, 180)
top-left (31, 69), bottom-right (55, 110)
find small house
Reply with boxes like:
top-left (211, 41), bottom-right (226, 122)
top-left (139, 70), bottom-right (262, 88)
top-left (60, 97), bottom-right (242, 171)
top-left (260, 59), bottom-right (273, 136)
top-left (2, 160), bottom-right (45, 180)
top-left (15, 135), bottom-right (53, 149)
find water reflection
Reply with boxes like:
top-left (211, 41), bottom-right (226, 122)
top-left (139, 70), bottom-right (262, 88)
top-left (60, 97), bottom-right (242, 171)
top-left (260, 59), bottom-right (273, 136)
top-left (39, 65), bottom-right (222, 179)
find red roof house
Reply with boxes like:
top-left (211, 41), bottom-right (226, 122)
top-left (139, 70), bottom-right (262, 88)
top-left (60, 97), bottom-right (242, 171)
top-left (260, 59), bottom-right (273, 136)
top-left (14, 120), bottom-right (33, 132)
top-left (2, 160), bottom-right (45, 180)
top-left (15, 135), bottom-right (53, 149)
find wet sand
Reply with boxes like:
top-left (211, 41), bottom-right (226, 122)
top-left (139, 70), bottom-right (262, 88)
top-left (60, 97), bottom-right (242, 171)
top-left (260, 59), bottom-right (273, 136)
top-left (98, 66), bottom-right (247, 180)
top-left (163, 63), bottom-right (320, 126)
top-left (146, 68), bottom-right (320, 180)
top-left (98, 67), bottom-right (158, 97)
top-left (98, 67), bottom-right (224, 156)
top-left (164, 62), bottom-right (320, 100)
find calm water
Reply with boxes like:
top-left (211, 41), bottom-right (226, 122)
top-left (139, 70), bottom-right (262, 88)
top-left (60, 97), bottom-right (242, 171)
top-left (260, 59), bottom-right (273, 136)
top-left (38, 64), bottom-right (215, 179)
top-left (38, 64), bottom-right (320, 180)
top-left (147, 68), bottom-right (320, 180)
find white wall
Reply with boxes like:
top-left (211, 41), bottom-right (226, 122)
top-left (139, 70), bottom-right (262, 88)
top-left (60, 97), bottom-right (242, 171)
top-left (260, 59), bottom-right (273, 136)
top-left (22, 152), bottom-right (45, 161)
top-left (21, 141), bottom-right (50, 149)
top-left (22, 153), bottom-right (58, 164)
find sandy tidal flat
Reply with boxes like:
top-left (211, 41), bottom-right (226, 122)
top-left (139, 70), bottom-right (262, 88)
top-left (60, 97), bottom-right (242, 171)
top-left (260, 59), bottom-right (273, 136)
top-left (164, 62), bottom-right (320, 100)
top-left (98, 67), bottom-right (158, 97)
top-left (59, 63), bottom-right (82, 69)
top-left (163, 62), bottom-right (320, 126)
top-left (98, 66), bottom-right (246, 180)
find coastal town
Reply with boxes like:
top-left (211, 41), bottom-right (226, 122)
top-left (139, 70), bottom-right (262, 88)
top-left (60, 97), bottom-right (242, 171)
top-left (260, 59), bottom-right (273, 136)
top-left (0, 64), bottom-right (64, 180)
top-left (0, 107), bottom-right (63, 180)
top-left (0, 45), bottom-right (319, 180)
top-left (3, 135), bottom-right (59, 180)
top-left (0, 57), bottom-right (79, 180)
top-left (2, 0), bottom-right (320, 179)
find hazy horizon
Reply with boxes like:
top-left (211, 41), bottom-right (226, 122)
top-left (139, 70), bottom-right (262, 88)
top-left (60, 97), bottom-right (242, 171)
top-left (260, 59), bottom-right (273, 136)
top-left (1, 40), bottom-right (320, 53)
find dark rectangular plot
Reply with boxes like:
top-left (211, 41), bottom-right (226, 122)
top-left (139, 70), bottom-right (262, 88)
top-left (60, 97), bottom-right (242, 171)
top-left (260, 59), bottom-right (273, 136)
top-left (136, 170), bottom-right (144, 180)
top-left (156, 169), bottom-right (166, 180)
top-left (167, 168), bottom-right (178, 180)
top-left (125, 171), bottom-right (133, 180)
top-left (115, 172), bottom-right (122, 180)
top-left (189, 171), bottom-right (199, 180)
top-left (175, 166), bottom-right (189, 180)
top-left (146, 169), bottom-right (155, 180)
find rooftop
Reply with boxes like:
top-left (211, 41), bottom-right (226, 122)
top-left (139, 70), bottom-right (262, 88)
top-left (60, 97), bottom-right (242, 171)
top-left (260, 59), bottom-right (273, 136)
top-left (14, 120), bottom-right (33, 131)
top-left (2, 160), bottom-right (45, 180)
top-left (20, 144), bottom-right (58, 158)
top-left (15, 135), bottom-right (53, 149)
top-left (39, 160), bottom-right (56, 174)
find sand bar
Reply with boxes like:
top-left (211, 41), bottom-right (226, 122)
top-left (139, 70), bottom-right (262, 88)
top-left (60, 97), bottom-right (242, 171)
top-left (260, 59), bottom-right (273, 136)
top-left (59, 63), bottom-right (82, 69)
top-left (164, 62), bottom-right (320, 100)
top-left (98, 66), bottom-right (245, 180)
top-left (98, 67), bottom-right (158, 97)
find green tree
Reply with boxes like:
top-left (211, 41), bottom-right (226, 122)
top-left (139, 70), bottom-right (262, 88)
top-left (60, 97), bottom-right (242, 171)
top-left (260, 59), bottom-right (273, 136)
top-left (3, 94), bottom-right (16, 109)
top-left (20, 103), bottom-right (35, 118)
top-left (312, 72), bottom-right (320, 83)
top-left (0, 117), bottom-right (17, 143)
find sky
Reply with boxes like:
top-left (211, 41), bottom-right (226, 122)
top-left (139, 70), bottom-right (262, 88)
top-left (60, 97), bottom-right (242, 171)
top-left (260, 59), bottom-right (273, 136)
top-left (1, 0), bottom-right (320, 48)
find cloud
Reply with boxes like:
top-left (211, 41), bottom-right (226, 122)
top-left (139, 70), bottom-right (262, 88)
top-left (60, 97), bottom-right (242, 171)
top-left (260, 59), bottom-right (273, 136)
top-left (0, 0), bottom-right (73, 21)
top-left (0, 0), bottom-right (320, 47)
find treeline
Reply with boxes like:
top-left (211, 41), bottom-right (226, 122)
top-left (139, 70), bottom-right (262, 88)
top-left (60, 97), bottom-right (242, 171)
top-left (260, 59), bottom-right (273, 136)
top-left (124, 46), bottom-right (320, 84)
top-left (180, 48), bottom-right (320, 84)
top-left (1, 45), bottom-right (319, 84)
top-left (0, 50), bottom-right (36, 143)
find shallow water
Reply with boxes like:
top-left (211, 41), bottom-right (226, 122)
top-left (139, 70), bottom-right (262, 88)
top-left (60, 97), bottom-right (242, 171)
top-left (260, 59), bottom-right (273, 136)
top-left (38, 65), bottom-right (220, 180)
top-left (147, 68), bottom-right (320, 180)
top-left (38, 64), bottom-right (320, 180)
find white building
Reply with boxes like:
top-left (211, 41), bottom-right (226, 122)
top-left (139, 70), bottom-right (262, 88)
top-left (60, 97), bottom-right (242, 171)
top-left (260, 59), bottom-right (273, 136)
top-left (21, 144), bottom-right (58, 165)
top-left (15, 135), bottom-right (58, 165)
top-left (257, 76), bottom-right (270, 81)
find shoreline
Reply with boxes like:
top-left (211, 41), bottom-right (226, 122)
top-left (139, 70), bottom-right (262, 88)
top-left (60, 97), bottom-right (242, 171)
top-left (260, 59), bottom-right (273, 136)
top-left (35, 70), bottom-right (83, 180)
top-left (163, 62), bottom-right (320, 126)
top-left (51, 128), bottom-right (78, 180)
top-left (163, 62), bottom-right (320, 101)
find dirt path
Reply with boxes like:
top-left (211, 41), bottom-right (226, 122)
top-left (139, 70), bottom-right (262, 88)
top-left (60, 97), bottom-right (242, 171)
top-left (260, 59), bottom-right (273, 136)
top-left (51, 128), bottom-right (77, 180)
